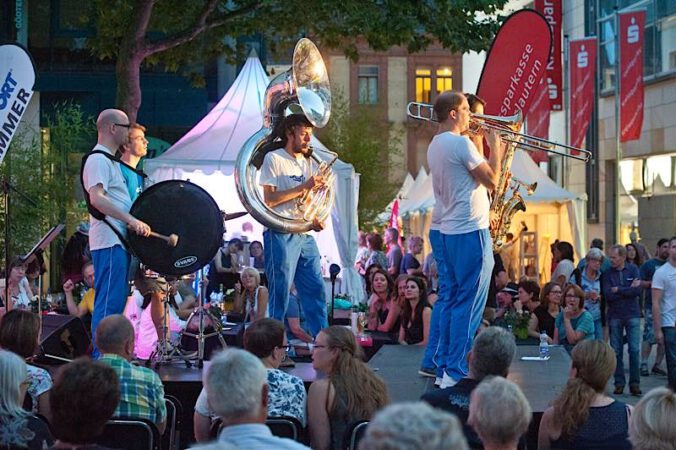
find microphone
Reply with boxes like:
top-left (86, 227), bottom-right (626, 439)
top-left (329, 264), bottom-right (341, 282)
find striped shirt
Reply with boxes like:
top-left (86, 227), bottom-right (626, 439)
top-left (99, 354), bottom-right (167, 424)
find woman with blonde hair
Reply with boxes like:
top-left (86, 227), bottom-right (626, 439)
top-left (629, 387), bottom-right (676, 450)
top-left (308, 326), bottom-right (389, 450)
top-left (233, 267), bottom-right (268, 323)
top-left (538, 340), bottom-right (632, 449)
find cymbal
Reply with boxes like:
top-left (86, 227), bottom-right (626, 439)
top-left (221, 211), bottom-right (248, 221)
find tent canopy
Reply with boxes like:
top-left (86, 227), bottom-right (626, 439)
top-left (144, 53), bottom-right (362, 301)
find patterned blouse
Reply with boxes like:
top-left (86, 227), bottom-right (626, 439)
top-left (26, 364), bottom-right (52, 413)
top-left (195, 368), bottom-right (307, 426)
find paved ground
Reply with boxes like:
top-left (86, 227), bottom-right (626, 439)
top-left (607, 342), bottom-right (669, 406)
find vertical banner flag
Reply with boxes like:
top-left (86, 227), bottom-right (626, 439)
top-left (569, 38), bottom-right (597, 152)
top-left (525, 77), bottom-right (551, 163)
top-left (477, 10), bottom-right (552, 118)
top-left (619, 10), bottom-right (645, 142)
top-left (0, 44), bottom-right (36, 164)
top-left (535, 0), bottom-right (563, 111)
top-left (389, 198), bottom-right (400, 234)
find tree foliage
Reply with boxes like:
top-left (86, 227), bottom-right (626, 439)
top-left (318, 91), bottom-right (401, 229)
top-left (85, 0), bottom-right (508, 120)
top-left (0, 103), bottom-right (93, 286)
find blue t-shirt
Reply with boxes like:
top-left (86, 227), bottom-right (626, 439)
top-left (639, 258), bottom-right (666, 312)
top-left (121, 165), bottom-right (143, 202)
top-left (555, 310), bottom-right (595, 350)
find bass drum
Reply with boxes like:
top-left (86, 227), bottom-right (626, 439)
top-left (127, 180), bottom-right (224, 276)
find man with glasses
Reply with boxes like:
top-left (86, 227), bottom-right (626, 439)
top-left (425, 91), bottom-right (503, 389)
top-left (82, 109), bottom-right (150, 354)
top-left (193, 318), bottom-right (306, 442)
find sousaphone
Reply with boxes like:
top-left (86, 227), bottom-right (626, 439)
top-left (234, 38), bottom-right (332, 233)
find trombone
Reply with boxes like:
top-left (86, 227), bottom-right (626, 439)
top-left (407, 101), bottom-right (592, 162)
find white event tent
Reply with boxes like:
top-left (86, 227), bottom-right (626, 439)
top-left (392, 150), bottom-right (587, 283)
top-left (143, 53), bottom-right (362, 301)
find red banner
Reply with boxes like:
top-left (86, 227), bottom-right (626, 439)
top-left (535, 0), bottom-right (563, 111)
top-left (525, 76), bottom-right (551, 163)
top-left (619, 10), bottom-right (645, 142)
top-left (569, 38), bottom-right (597, 152)
top-left (477, 10), bottom-right (552, 118)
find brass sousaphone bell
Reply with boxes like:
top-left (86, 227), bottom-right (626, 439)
top-left (234, 38), bottom-right (334, 233)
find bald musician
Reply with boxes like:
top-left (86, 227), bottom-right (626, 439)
top-left (82, 108), bottom-right (150, 354)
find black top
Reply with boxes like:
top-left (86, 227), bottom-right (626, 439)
top-left (399, 253), bottom-right (421, 274)
top-left (533, 304), bottom-right (557, 339)
top-left (403, 306), bottom-right (429, 345)
top-left (550, 401), bottom-right (631, 449)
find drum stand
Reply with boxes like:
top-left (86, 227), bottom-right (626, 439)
top-left (148, 282), bottom-right (193, 369)
top-left (180, 268), bottom-right (226, 368)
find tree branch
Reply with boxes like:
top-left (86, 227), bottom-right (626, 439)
top-left (143, 1), bottom-right (261, 57)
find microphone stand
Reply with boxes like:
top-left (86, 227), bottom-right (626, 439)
top-left (329, 264), bottom-right (341, 326)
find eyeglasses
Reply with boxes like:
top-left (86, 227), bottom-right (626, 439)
top-left (114, 123), bottom-right (131, 128)
top-left (550, 290), bottom-right (562, 294)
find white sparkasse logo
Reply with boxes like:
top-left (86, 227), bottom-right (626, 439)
top-left (578, 45), bottom-right (589, 68)
top-left (627, 17), bottom-right (639, 44)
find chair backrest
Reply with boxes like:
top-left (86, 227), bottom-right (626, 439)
top-left (97, 418), bottom-right (160, 450)
top-left (266, 416), bottom-right (303, 441)
top-left (162, 397), bottom-right (177, 450)
top-left (348, 420), bottom-right (369, 450)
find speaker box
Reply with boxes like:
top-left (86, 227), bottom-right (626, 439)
top-left (37, 315), bottom-right (90, 363)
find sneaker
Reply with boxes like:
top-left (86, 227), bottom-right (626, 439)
top-left (630, 384), bottom-right (642, 396)
top-left (640, 364), bottom-right (649, 376)
top-left (613, 385), bottom-right (624, 395)
top-left (652, 366), bottom-right (667, 376)
top-left (418, 367), bottom-right (436, 378)
top-left (279, 354), bottom-right (295, 368)
top-left (440, 373), bottom-right (458, 389)
top-left (434, 377), bottom-right (443, 387)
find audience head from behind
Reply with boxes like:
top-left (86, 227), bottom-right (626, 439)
top-left (0, 309), bottom-right (41, 359)
top-left (206, 348), bottom-right (268, 425)
top-left (243, 318), bottom-right (287, 368)
top-left (629, 387), bottom-right (676, 450)
top-left (358, 402), bottom-right (468, 450)
top-left (470, 326), bottom-right (516, 380)
top-left (554, 241), bottom-right (575, 263)
top-left (0, 349), bottom-right (28, 419)
top-left (95, 314), bottom-right (135, 360)
top-left (468, 377), bottom-right (531, 450)
top-left (49, 358), bottom-right (120, 446)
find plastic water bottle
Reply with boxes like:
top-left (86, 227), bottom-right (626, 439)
top-left (539, 332), bottom-right (550, 359)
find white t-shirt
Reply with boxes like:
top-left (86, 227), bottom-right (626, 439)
top-left (258, 148), bottom-right (315, 218)
top-left (652, 261), bottom-right (676, 327)
top-left (553, 259), bottom-right (575, 283)
top-left (427, 132), bottom-right (489, 234)
top-left (82, 144), bottom-right (133, 250)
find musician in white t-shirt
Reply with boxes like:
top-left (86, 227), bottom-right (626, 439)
top-left (425, 91), bottom-right (503, 389)
top-left (258, 114), bottom-right (328, 338)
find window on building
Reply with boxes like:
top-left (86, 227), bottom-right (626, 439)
top-left (436, 67), bottom-right (453, 95)
top-left (415, 68), bottom-right (432, 103)
top-left (598, 0), bottom-right (676, 92)
top-left (358, 65), bottom-right (379, 104)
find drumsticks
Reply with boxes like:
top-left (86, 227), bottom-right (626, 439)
top-left (129, 226), bottom-right (179, 247)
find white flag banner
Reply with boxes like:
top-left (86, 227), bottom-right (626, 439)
top-left (0, 43), bottom-right (36, 164)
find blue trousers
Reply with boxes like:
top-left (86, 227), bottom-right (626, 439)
top-left (609, 317), bottom-right (641, 387)
top-left (425, 229), bottom-right (493, 381)
top-left (662, 326), bottom-right (676, 390)
top-left (91, 245), bottom-right (130, 356)
top-left (421, 229), bottom-right (448, 373)
top-left (264, 230), bottom-right (328, 337)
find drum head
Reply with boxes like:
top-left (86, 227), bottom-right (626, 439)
top-left (128, 180), bottom-right (224, 275)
